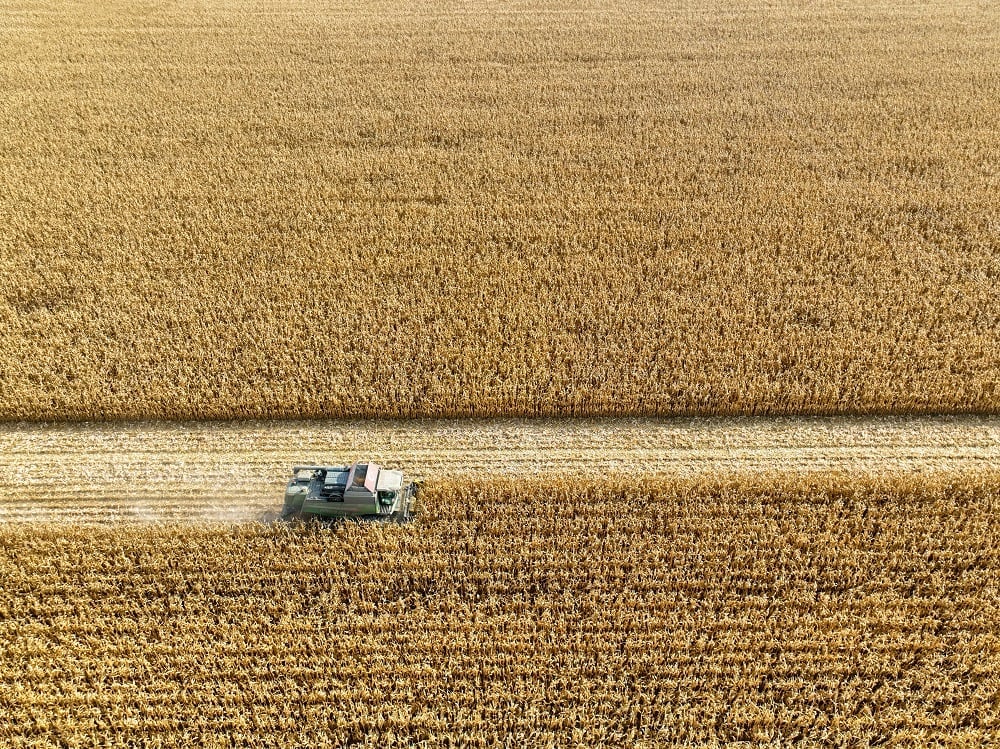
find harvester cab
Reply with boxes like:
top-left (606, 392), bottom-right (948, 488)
top-left (282, 461), bottom-right (417, 522)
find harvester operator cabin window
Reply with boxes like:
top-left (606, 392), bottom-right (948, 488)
top-left (352, 464), bottom-right (368, 487)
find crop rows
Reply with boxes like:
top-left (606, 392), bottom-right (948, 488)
top-left (1, 0), bottom-right (999, 420)
top-left (1, 475), bottom-right (998, 746)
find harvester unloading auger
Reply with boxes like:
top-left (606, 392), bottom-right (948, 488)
top-left (282, 461), bottom-right (417, 523)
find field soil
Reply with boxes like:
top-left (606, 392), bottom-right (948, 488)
top-left (1, 415), bottom-right (998, 523)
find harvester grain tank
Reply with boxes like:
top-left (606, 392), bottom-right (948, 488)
top-left (282, 461), bottom-right (416, 522)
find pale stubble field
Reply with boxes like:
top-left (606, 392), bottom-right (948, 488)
top-left (1, 415), bottom-right (998, 522)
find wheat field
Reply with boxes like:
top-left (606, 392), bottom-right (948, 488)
top-left (1, 0), bottom-right (998, 420)
top-left (1, 476), bottom-right (998, 746)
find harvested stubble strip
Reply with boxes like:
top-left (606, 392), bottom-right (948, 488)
top-left (0, 474), bottom-right (998, 747)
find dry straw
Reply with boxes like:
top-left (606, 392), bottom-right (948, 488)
top-left (1, 0), bottom-right (998, 420)
top-left (0, 474), bottom-right (997, 745)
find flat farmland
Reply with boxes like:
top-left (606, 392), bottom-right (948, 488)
top-left (1, 415), bottom-right (998, 523)
top-left (3, 0), bottom-right (1000, 744)
top-left (2, 477), bottom-right (999, 746)
top-left (1, 0), bottom-right (998, 420)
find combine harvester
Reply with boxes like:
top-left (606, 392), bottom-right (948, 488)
top-left (282, 461), bottom-right (417, 523)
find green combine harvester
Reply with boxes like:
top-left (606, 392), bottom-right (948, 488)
top-left (282, 461), bottom-right (417, 523)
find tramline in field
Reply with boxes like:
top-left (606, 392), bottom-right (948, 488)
top-left (281, 461), bottom-right (417, 523)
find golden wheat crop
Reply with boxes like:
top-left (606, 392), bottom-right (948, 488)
top-left (0, 476), bottom-right (997, 746)
top-left (0, 0), bottom-right (998, 421)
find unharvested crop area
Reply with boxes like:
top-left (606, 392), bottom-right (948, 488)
top-left (1, 0), bottom-right (998, 420)
top-left (1, 476), bottom-right (998, 746)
